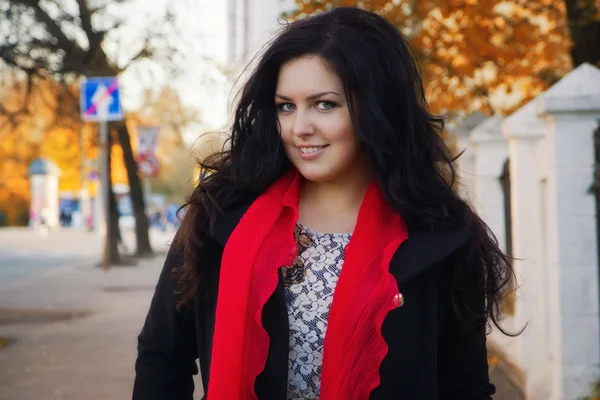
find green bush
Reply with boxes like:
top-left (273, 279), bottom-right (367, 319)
top-left (578, 379), bottom-right (600, 400)
top-left (15, 208), bottom-right (30, 226)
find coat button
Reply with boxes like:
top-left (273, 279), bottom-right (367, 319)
top-left (394, 293), bottom-right (404, 308)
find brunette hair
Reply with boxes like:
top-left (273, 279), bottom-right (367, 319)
top-left (175, 7), bottom-right (515, 334)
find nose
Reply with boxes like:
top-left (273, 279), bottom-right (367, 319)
top-left (292, 109), bottom-right (315, 137)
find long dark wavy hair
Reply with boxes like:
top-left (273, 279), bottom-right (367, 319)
top-left (174, 7), bottom-right (515, 334)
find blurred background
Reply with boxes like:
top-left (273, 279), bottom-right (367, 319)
top-left (0, 0), bottom-right (599, 399)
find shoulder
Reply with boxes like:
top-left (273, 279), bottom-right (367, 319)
top-left (399, 225), bottom-right (473, 268)
top-left (211, 192), bottom-right (257, 246)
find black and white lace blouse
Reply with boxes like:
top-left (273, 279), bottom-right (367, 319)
top-left (283, 224), bottom-right (351, 400)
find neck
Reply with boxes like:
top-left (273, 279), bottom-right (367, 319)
top-left (297, 168), bottom-right (373, 233)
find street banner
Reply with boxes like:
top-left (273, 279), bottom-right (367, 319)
top-left (138, 126), bottom-right (160, 157)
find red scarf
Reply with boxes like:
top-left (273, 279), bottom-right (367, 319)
top-left (206, 170), bottom-right (408, 399)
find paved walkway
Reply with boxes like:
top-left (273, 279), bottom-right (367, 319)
top-left (0, 229), bottom-right (205, 400)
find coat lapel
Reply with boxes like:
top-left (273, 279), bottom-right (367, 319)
top-left (212, 200), bottom-right (252, 246)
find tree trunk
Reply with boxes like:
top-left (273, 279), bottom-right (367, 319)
top-left (107, 179), bottom-right (122, 264)
top-left (116, 124), bottom-right (154, 257)
top-left (104, 132), bottom-right (121, 266)
top-left (565, 0), bottom-right (600, 67)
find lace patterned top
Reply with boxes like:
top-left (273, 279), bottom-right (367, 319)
top-left (283, 224), bottom-right (351, 400)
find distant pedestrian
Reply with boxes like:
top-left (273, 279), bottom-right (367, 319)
top-left (134, 8), bottom-right (516, 400)
top-left (38, 208), bottom-right (49, 236)
top-left (165, 203), bottom-right (179, 230)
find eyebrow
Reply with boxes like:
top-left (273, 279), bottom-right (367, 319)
top-left (275, 91), bottom-right (341, 101)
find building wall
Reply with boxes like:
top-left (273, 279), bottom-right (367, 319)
top-left (226, 0), bottom-right (296, 68)
top-left (460, 64), bottom-right (600, 400)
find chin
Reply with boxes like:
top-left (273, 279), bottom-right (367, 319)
top-left (295, 165), bottom-right (340, 183)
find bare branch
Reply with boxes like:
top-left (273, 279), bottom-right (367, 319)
top-left (15, 0), bottom-right (82, 57)
top-left (75, 0), bottom-right (94, 40)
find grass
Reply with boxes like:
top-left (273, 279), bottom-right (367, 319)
top-left (578, 379), bottom-right (600, 400)
top-left (0, 336), bottom-right (14, 350)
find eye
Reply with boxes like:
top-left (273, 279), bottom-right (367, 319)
top-left (316, 100), bottom-right (337, 110)
top-left (276, 103), bottom-right (295, 112)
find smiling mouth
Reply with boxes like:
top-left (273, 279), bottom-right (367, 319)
top-left (298, 145), bottom-right (328, 154)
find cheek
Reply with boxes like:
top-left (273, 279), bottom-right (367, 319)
top-left (320, 109), bottom-right (352, 137)
top-left (325, 118), bottom-right (358, 147)
top-left (277, 118), bottom-right (293, 143)
top-left (337, 136), bottom-right (361, 160)
top-left (328, 125), bottom-right (361, 161)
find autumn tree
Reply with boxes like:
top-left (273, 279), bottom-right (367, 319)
top-left (0, 71), bottom-right (96, 225)
top-left (0, 0), bottom-right (185, 263)
top-left (287, 0), bottom-right (600, 117)
top-left (0, 74), bottom-right (38, 225)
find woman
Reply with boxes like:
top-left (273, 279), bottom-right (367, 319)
top-left (133, 7), bottom-right (514, 400)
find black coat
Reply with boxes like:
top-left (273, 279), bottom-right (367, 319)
top-left (133, 201), bottom-right (495, 400)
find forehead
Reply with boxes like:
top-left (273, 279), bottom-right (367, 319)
top-left (276, 56), bottom-right (343, 95)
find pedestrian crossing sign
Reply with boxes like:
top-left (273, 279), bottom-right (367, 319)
top-left (80, 77), bottom-right (123, 122)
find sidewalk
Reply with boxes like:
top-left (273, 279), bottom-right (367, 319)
top-left (0, 230), bottom-right (205, 400)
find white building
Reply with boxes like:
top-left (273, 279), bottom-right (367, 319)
top-left (191, 0), bottom-right (296, 134)
top-left (226, 0), bottom-right (297, 69)
top-left (456, 63), bottom-right (600, 400)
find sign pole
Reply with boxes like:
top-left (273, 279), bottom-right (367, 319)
top-left (99, 120), bottom-right (110, 269)
top-left (137, 125), bottom-right (160, 213)
top-left (144, 176), bottom-right (152, 213)
top-left (80, 76), bottom-right (123, 271)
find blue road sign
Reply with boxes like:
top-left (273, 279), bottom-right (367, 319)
top-left (80, 77), bottom-right (123, 122)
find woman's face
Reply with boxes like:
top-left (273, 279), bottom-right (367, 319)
top-left (275, 55), bottom-right (364, 184)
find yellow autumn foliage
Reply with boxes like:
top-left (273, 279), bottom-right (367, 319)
top-left (0, 75), bottom-right (131, 224)
top-left (286, 0), bottom-right (580, 116)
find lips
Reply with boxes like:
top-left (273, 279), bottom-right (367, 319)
top-left (299, 146), bottom-right (327, 154)
top-left (296, 144), bottom-right (329, 160)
